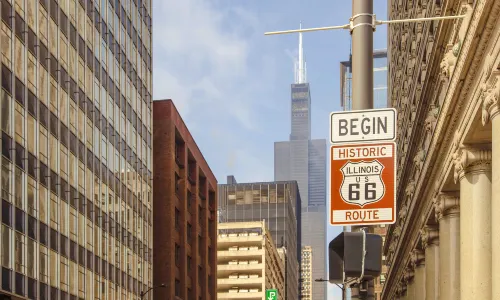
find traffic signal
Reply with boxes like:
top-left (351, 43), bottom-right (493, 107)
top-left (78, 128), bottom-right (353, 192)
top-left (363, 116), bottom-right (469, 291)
top-left (328, 231), bottom-right (383, 283)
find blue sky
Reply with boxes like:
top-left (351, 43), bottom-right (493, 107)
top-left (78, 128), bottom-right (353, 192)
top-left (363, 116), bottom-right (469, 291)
top-left (152, 0), bottom-right (388, 298)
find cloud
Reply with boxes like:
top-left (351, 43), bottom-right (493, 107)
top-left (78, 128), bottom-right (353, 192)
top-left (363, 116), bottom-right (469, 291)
top-left (152, 0), bottom-right (274, 129)
top-left (152, 0), bottom-right (283, 183)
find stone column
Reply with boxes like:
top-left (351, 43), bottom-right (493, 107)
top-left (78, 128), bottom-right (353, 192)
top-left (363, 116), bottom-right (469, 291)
top-left (404, 266), bottom-right (415, 299)
top-left (411, 249), bottom-right (425, 300)
top-left (454, 148), bottom-right (492, 299)
top-left (482, 75), bottom-right (500, 299)
top-left (433, 193), bottom-right (460, 300)
top-left (421, 225), bottom-right (439, 300)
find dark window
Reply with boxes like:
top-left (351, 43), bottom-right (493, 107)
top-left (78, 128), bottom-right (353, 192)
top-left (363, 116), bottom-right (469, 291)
top-left (175, 208), bottom-right (180, 231)
top-left (175, 244), bottom-right (180, 267)
top-left (28, 152), bottom-right (37, 180)
top-left (27, 90), bottom-right (37, 117)
top-left (1, 132), bottom-right (12, 160)
top-left (187, 255), bottom-right (192, 272)
top-left (15, 207), bottom-right (25, 233)
top-left (14, 13), bottom-right (25, 44)
top-left (15, 77), bottom-right (25, 106)
top-left (1, 64), bottom-right (12, 94)
top-left (40, 103), bottom-right (49, 128)
top-left (28, 277), bottom-right (36, 299)
top-left (175, 279), bottom-right (180, 297)
top-left (198, 235), bottom-right (202, 255)
top-left (70, 240), bottom-right (77, 262)
top-left (39, 222), bottom-right (48, 246)
top-left (50, 228), bottom-right (58, 251)
top-left (187, 223), bottom-right (192, 243)
top-left (15, 271), bottom-right (25, 296)
top-left (28, 215), bottom-right (37, 240)
top-left (15, 142), bottom-right (25, 170)
top-left (2, 267), bottom-right (12, 292)
top-left (198, 206), bottom-right (203, 225)
top-left (2, 200), bottom-right (12, 226)
top-left (61, 235), bottom-right (68, 258)
top-left (1, 1), bottom-right (12, 28)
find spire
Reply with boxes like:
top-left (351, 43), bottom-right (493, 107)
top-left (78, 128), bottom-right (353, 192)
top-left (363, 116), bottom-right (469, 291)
top-left (295, 22), bottom-right (307, 84)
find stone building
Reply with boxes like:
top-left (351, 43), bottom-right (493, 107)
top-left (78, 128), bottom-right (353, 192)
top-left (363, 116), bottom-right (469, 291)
top-left (383, 0), bottom-right (500, 299)
top-left (216, 221), bottom-right (285, 299)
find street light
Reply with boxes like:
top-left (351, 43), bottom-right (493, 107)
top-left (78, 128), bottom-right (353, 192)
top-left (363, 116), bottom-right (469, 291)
top-left (139, 283), bottom-right (166, 300)
top-left (315, 278), bottom-right (346, 300)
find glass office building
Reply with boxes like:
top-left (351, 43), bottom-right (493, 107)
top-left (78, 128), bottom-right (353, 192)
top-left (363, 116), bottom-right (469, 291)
top-left (340, 49), bottom-right (388, 110)
top-left (218, 179), bottom-right (300, 300)
top-left (1, 0), bottom-right (153, 299)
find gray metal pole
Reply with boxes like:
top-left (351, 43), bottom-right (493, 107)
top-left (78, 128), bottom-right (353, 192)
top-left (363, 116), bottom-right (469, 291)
top-left (350, 0), bottom-right (376, 298)
top-left (351, 0), bottom-right (374, 110)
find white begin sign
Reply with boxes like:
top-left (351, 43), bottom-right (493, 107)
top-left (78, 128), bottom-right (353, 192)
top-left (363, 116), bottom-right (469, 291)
top-left (330, 108), bottom-right (397, 144)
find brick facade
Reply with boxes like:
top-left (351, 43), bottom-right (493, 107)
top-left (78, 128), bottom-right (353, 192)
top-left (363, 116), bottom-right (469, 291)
top-left (153, 100), bottom-right (217, 300)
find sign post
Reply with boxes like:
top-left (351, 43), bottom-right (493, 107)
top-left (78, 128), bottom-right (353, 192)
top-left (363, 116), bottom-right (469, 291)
top-left (266, 289), bottom-right (278, 300)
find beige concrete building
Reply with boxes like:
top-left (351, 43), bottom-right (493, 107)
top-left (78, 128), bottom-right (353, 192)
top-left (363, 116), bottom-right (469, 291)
top-left (300, 246), bottom-right (313, 300)
top-left (217, 221), bottom-right (285, 299)
top-left (383, 0), bottom-right (500, 299)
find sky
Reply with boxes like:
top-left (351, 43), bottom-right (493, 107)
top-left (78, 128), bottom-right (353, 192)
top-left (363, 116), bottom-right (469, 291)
top-left (152, 0), bottom-right (388, 298)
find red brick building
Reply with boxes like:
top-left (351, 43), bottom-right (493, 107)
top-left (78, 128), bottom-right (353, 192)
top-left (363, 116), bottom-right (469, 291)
top-left (153, 100), bottom-right (218, 300)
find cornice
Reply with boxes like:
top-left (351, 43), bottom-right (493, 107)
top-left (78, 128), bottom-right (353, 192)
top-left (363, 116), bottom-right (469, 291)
top-left (383, 0), bottom-right (499, 298)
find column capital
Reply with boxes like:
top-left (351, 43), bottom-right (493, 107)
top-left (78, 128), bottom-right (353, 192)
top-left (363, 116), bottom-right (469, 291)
top-left (420, 225), bottom-right (439, 249)
top-left (404, 266), bottom-right (415, 282)
top-left (433, 193), bottom-right (460, 220)
top-left (411, 249), bottom-right (425, 268)
top-left (396, 281), bottom-right (407, 297)
top-left (481, 71), bottom-right (500, 125)
top-left (452, 147), bottom-right (491, 182)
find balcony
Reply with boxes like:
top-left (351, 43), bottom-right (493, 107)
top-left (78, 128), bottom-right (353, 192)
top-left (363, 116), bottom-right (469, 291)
top-left (217, 291), bottom-right (262, 299)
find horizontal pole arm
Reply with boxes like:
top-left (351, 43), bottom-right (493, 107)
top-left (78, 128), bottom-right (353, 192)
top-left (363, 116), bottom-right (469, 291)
top-left (376, 14), bottom-right (466, 25)
top-left (264, 24), bottom-right (350, 35)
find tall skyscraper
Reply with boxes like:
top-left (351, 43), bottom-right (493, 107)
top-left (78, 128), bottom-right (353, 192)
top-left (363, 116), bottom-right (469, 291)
top-left (1, 0), bottom-right (153, 299)
top-left (274, 24), bottom-right (327, 300)
top-left (218, 178), bottom-right (300, 300)
top-left (340, 49), bottom-right (388, 300)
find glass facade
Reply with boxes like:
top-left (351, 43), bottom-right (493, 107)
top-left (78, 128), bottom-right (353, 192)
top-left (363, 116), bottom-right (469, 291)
top-left (218, 181), bottom-right (300, 300)
top-left (0, 0), bottom-right (153, 299)
top-left (340, 49), bottom-right (388, 110)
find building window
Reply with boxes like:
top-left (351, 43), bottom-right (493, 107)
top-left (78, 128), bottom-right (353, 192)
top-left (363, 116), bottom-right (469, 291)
top-left (187, 255), bottom-right (192, 272)
top-left (187, 223), bottom-right (192, 243)
top-left (175, 279), bottom-right (181, 297)
top-left (175, 243), bottom-right (180, 267)
top-left (175, 208), bottom-right (180, 231)
top-left (175, 172), bottom-right (180, 196)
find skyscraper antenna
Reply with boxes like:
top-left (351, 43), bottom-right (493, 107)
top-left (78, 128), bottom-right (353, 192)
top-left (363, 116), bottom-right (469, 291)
top-left (295, 21), bottom-right (307, 84)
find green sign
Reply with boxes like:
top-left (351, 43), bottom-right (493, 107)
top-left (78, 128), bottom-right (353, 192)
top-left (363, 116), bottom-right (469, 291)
top-left (266, 289), bottom-right (278, 300)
